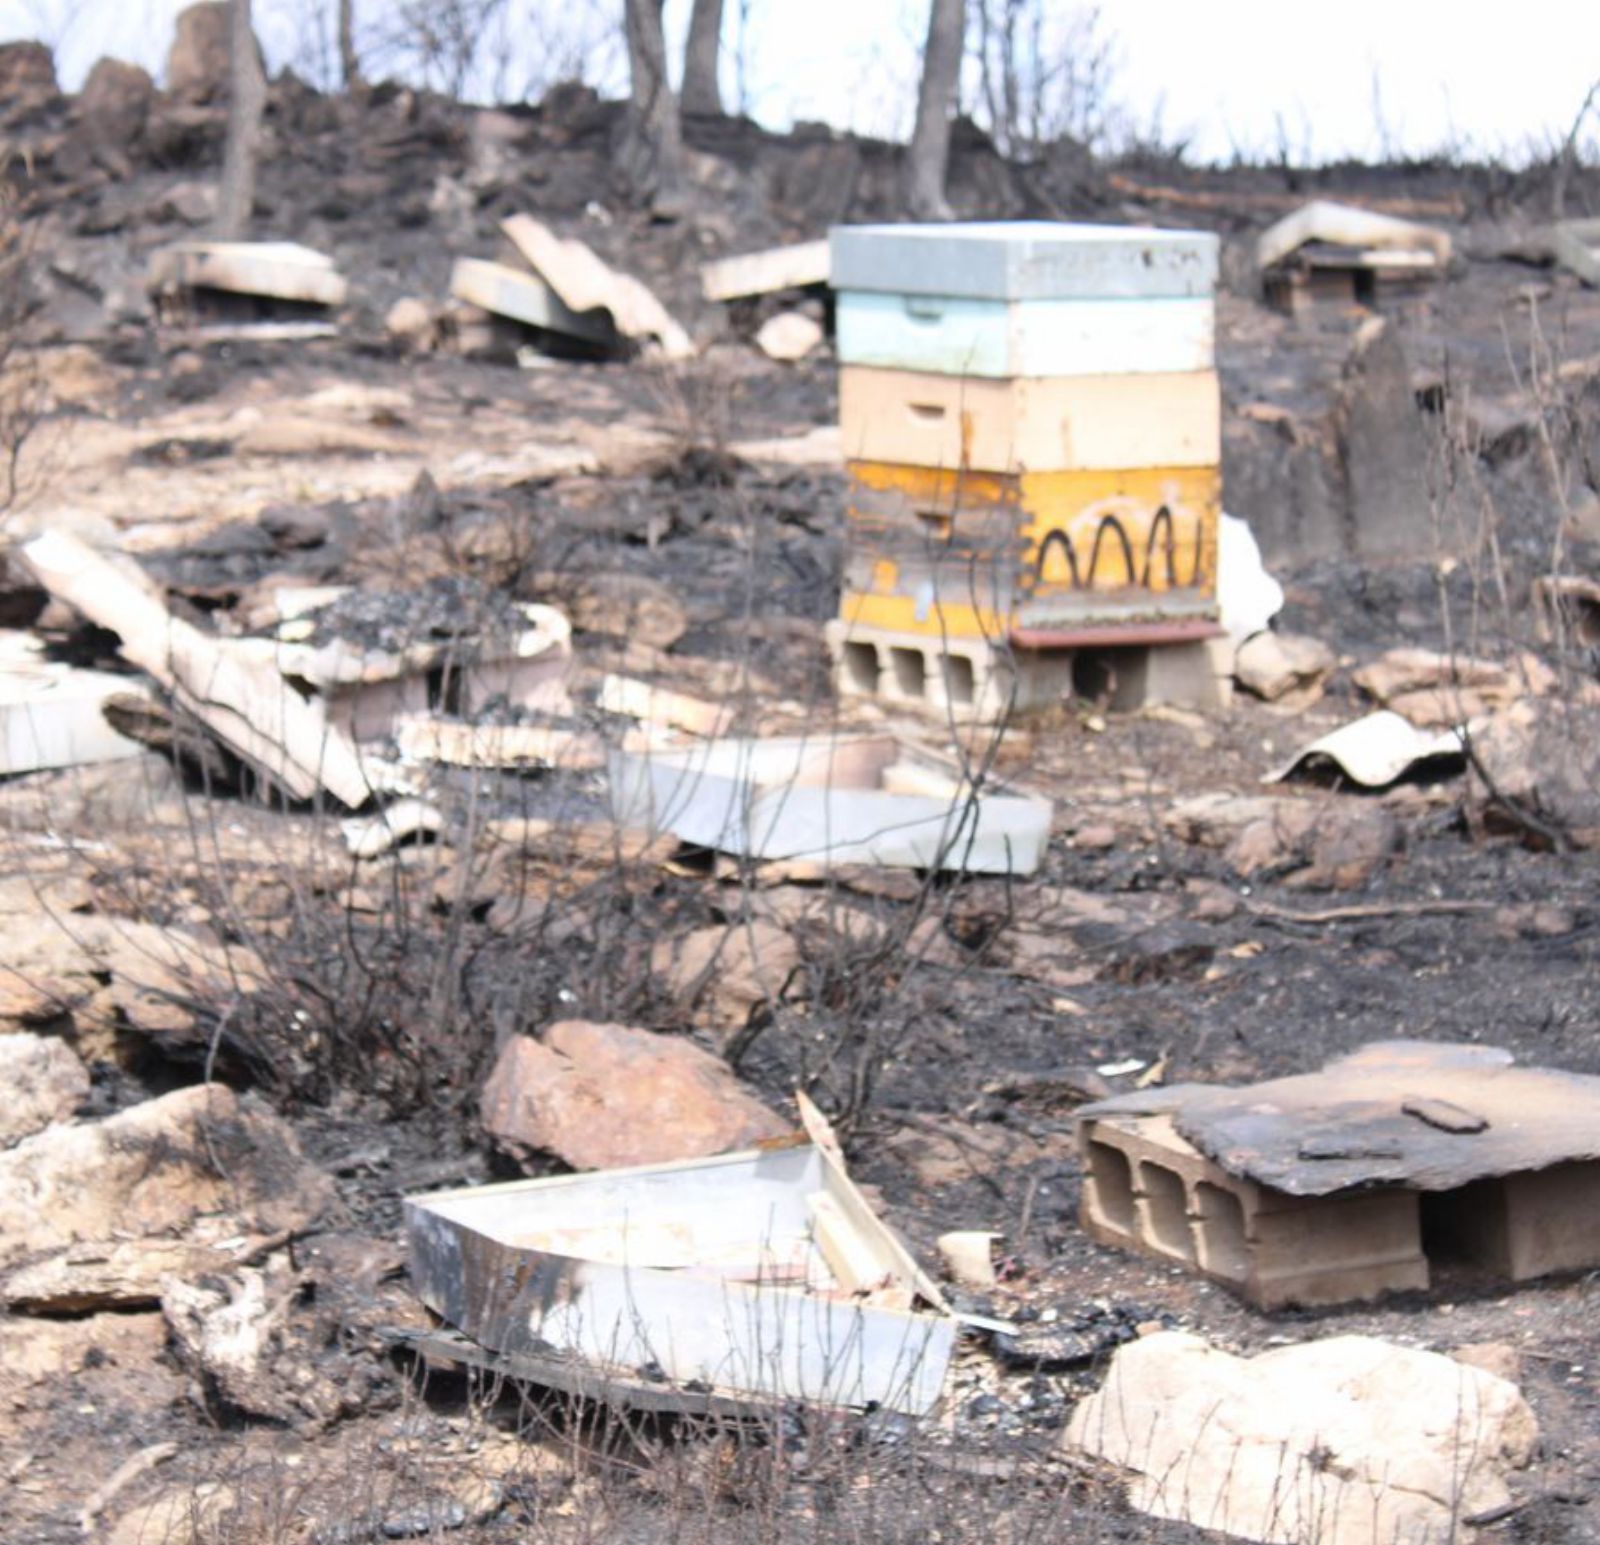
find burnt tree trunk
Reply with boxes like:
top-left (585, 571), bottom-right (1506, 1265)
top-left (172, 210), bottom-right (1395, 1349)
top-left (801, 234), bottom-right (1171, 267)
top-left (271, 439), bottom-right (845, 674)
top-left (681, 0), bottom-right (725, 116)
top-left (215, 0), bottom-right (266, 239)
top-left (905, 0), bottom-right (966, 220)
top-left (622, 0), bottom-right (688, 218)
top-left (338, 0), bottom-right (363, 90)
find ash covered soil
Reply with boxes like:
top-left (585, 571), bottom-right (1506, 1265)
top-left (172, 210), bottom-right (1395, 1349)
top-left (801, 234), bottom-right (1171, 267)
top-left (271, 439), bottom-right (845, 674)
top-left (3, 44), bottom-right (1600, 1545)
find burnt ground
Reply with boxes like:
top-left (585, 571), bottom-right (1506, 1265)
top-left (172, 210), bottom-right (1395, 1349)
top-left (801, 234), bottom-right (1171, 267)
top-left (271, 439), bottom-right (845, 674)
top-left (2, 42), bottom-right (1600, 1545)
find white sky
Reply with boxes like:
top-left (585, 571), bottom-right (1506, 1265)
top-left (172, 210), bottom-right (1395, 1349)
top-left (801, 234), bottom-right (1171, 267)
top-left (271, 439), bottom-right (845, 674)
top-left (3, 0), bottom-right (1597, 165)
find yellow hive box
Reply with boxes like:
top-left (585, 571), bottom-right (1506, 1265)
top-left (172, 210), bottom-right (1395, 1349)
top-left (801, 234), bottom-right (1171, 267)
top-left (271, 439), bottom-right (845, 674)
top-left (840, 461), bottom-right (1220, 644)
top-left (838, 366), bottom-right (1221, 474)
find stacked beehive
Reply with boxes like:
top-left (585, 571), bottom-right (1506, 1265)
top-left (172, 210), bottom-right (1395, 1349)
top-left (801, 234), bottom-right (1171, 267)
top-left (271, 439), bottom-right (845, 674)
top-left (826, 222), bottom-right (1224, 721)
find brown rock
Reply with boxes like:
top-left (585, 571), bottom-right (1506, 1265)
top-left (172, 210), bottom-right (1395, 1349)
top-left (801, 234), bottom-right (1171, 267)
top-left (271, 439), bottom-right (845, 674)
top-left (0, 1032), bottom-right (88, 1147)
top-left (1234, 630), bottom-right (1336, 705)
top-left (108, 1485), bottom-right (235, 1545)
top-left (1226, 798), bottom-right (1399, 890)
top-left (164, 0), bottom-right (233, 103)
top-left (385, 296), bottom-right (440, 351)
top-left (0, 1084), bottom-right (334, 1310)
top-left (0, 41), bottom-right (57, 112)
top-left (1353, 647), bottom-right (1553, 727)
top-left (1452, 1340), bottom-right (1522, 1384)
top-left (76, 57), bottom-right (155, 145)
top-left (555, 569), bottom-right (688, 650)
top-left (480, 1020), bottom-right (788, 1170)
top-left (1468, 701), bottom-right (1600, 848)
top-left (0, 1310), bottom-right (165, 1390)
top-left (650, 920), bottom-right (801, 1032)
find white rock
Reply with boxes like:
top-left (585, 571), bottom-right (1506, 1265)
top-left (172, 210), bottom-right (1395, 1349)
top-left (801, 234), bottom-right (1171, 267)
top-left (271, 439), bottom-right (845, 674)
top-left (1063, 1331), bottom-right (1537, 1545)
top-left (755, 310), bottom-right (824, 363)
top-left (0, 1032), bottom-right (88, 1147)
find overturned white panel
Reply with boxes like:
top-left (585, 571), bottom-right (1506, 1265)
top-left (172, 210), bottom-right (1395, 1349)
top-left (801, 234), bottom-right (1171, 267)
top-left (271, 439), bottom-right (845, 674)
top-left (702, 240), bottom-right (831, 301)
top-left (610, 733), bottom-right (1052, 874)
top-left (1269, 710), bottom-right (1466, 788)
top-left (147, 242), bottom-right (349, 306)
top-left (450, 258), bottom-right (617, 346)
top-left (1257, 201), bottom-right (1452, 272)
top-left (0, 637), bottom-right (147, 773)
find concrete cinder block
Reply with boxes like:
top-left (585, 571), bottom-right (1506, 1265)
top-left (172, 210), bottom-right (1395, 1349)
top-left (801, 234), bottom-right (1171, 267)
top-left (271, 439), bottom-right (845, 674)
top-left (1090, 638), bottom-right (1231, 712)
top-left (838, 367), bottom-right (1222, 476)
top-left (825, 619), bottom-right (1075, 723)
top-left (1080, 1113), bottom-right (1430, 1309)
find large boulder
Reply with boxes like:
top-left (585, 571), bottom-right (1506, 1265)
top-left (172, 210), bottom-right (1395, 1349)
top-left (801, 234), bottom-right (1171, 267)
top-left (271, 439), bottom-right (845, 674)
top-left (1468, 700), bottom-right (1600, 848)
top-left (0, 1083), bottom-right (334, 1310)
top-left (1064, 1331), bottom-right (1537, 1545)
top-left (480, 1019), bottom-right (788, 1170)
top-left (165, 0), bottom-right (232, 103)
top-left (0, 1032), bottom-right (88, 1147)
top-left (1234, 630), bottom-right (1336, 706)
top-left (0, 40), bottom-right (58, 124)
top-left (75, 57), bottom-right (156, 146)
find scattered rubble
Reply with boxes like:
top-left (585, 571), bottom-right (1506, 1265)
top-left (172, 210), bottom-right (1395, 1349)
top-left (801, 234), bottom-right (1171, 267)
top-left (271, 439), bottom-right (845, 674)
top-left (650, 919), bottom-right (802, 1038)
top-left (1353, 646), bottom-right (1554, 727)
top-left (1466, 699), bottom-right (1600, 847)
top-left (0, 1083), bottom-right (333, 1310)
top-left (755, 310), bottom-right (825, 362)
top-left (1064, 1331), bottom-right (1536, 1545)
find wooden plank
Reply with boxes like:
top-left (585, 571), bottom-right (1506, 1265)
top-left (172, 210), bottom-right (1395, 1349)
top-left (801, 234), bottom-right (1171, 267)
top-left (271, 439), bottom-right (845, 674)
top-left (702, 240), bottom-right (830, 301)
top-left (19, 531), bottom-right (370, 806)
top-left (501, 215), bottom-right (695, 360)
top-left (449, 257), bottom-right (616, 345)
top-left (1256, 201), bottom-right (1452, 272)
top-left (146, 241), bottom-right (348, 306)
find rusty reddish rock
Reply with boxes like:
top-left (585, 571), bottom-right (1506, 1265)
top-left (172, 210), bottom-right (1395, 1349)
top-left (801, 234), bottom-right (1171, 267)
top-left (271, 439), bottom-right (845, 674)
top-left (480, 1020), bottom-right (789, 1170)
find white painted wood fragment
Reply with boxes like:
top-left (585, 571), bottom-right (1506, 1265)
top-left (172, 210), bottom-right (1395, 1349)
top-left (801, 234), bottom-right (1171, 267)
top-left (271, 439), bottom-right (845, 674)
top-left (146, 241), bottom-right (349, 305)
top-left (598, 674), bottom-right (731, 737)
top-left (0, 634), bottom-right (148, 773)
top-left (1268, 710), bottom-right (1467, 788)
top-left (702, 240), bottom-right (830, 301)
top-left (1257, 201), bottom-right (1452, 271)
top-left (502, 215), bottom-right (695, 360)
top-left (450, 257), bottom-right (617, 345)
top-left (19, 531), bottom-right (371, 806)
top-left (610, 733), bottom-right (1052, 875)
